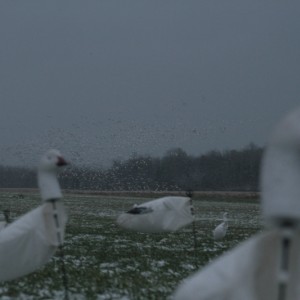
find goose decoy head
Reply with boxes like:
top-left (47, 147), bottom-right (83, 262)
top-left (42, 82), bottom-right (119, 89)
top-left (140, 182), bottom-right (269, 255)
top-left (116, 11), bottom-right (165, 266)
top-left (39, 149), bottom-right (68, 172)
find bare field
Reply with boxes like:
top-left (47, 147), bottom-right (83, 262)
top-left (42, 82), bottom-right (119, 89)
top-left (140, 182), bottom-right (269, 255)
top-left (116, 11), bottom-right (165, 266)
top-left (0, 191), bottom-right (262, 299)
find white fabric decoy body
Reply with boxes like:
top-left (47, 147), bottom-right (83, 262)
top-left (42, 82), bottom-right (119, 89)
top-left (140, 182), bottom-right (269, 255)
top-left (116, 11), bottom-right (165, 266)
top-left (117, 196), bottom-right (194, 233)
top-left (173, 106), bottom-right (300, 300)
top-left (213, 212), bottom-right (228, 240)
top-left (0, 149), bottom-right (68, 282)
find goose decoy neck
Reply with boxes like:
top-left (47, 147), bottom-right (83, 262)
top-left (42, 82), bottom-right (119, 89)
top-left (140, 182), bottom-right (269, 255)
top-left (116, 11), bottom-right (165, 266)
top-left (261, 107), bottom-right (300, 226)
top-left (37, 149), bottom-right (66, 202)
top-left (38, 169), bottom-right (62, 202)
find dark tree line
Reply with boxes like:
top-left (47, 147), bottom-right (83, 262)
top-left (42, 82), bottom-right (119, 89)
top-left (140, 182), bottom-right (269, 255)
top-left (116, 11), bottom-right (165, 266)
top-left (0, 144), bottom-right (263, 191)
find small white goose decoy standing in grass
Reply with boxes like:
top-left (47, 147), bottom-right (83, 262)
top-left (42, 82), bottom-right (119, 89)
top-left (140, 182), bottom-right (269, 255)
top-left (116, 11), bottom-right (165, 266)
top-left (0, 149), bottom-right (68, 281)
top-left (213, 212), bottom-right (228, 241)
top-left (173, 106), bottom-right (300, 300)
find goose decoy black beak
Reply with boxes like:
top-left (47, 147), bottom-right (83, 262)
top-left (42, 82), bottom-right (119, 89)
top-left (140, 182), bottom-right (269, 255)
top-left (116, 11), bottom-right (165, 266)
top-left (57, 156), bottom-right (68, 167)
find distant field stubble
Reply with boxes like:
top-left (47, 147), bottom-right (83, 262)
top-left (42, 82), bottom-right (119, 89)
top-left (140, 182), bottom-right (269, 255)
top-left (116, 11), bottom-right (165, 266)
top-left (0, 192), bottom-right (262, 299)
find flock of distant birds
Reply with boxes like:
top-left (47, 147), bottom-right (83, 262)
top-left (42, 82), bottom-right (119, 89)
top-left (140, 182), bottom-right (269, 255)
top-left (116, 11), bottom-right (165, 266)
top-left (1, 106), bottom-right (300, 300)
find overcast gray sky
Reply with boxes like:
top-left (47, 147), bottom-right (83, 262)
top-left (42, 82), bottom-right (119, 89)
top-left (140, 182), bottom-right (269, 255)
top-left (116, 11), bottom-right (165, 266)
top-left (0, 1), bottom-right (299, 167)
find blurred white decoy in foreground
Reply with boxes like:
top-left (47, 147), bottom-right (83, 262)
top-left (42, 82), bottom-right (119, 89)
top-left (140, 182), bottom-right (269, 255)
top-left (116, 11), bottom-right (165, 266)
top-left (117, 196), bottom-right (194, 233)
top-left (173, 106), bottom-right (300, 300)
top-left (213, 212), bottom-right (228, 240)
top-left (0, 149), bottom-right (68, 281)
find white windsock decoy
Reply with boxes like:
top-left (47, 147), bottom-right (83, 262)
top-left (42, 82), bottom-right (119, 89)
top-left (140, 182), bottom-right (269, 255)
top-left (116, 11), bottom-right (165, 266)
top-left (173, 106), bottom-right (300, 300)
top-left (0, 149), bottom-right (68, 281)
top-left (213, 212), bottom-right (228, 240)
top-left (117, 196), bottom-right (194, 233)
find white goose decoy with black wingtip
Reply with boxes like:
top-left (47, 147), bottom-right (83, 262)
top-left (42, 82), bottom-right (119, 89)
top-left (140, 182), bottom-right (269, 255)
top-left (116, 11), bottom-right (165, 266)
top-left (0, 149), bottom-right (68, 281)
top-left (173, 106), bottom-right (300, 300)
top-left (117, 196), bottom-right (194, 233)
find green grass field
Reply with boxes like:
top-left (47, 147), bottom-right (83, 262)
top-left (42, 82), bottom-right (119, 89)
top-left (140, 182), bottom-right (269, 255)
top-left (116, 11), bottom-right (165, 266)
top-left (0, 192), bottom-right (262, 299)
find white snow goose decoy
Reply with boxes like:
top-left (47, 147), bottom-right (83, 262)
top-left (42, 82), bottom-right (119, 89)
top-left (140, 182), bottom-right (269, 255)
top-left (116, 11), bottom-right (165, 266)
top-left (0, 149), bottom-right (68, 281)
top-left (173, 106), bottom-right (300, 300)
top-left (213, 212), bottom-right (228, 241)
top-left (117, 196), bottom-right (194, 233)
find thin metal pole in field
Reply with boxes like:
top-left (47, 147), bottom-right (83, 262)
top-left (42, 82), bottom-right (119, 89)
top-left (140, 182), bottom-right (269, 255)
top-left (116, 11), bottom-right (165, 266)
top-left (186, 191), bottom-right (198, 268)
top-left (50, 199), bottom-right (69, 300)
top-left (277, 224), bottom-right (294, 300)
